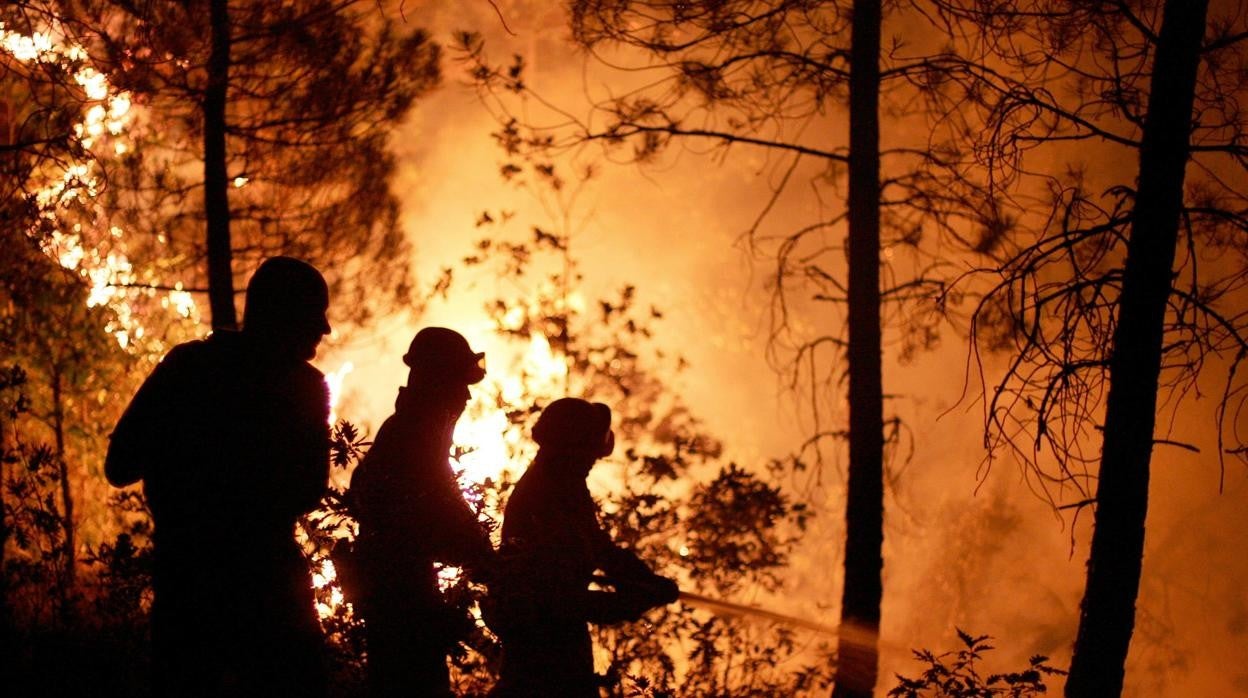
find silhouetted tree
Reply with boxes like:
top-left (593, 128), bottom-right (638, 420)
top-left (933, 1), bottom-right (1247, 694)
top-left (66, 0), bottom-right (440, 330)
top-left (1065, 5), bottom-right (1213, 694)
top-left (839, 3), bottom-right (884, 694)
top-left (460, 3), bottom-right (999, 693)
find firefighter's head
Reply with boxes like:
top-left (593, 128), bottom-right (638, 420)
top-left (243, 256), bottom-right (331, 361)
top-left (532, 398), bottom-right (615, 474)
top-left (402, 327), bottom-right (486, 412)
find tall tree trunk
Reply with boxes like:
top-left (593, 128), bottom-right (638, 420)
top-left (1065, 1), bottom-right (1208, 695)
top-left (50, 365), bottom-right (75, 608)
top-left (0, 392), bottom-right (12, 630)
top-left (833, 0), bottom-right (884, 696)
top-left (204, 0), bottom-right (236, 330)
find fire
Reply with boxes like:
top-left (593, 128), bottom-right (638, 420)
top-left (2, 22), bottom-right (200, 350)
top-left (453, 331), bottom-right (568, 484)
top-left (312, 557), bottom-right (348, 620)
top-left (325, 361), bottom-right (355, 425)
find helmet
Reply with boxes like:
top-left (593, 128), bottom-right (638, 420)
top-left (243, 256), bottom-right (329, 330)
top-left (403, 327), bottom-right (486, 385)
top-left (532, 398), bottom-right (614, 457)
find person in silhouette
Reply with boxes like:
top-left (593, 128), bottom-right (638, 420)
top-left (489, 398), bottom-right (679, 697)
top-left (105, 256), bottom-right (332, 697)
top-left (348, 327), bottom-right (497, 697)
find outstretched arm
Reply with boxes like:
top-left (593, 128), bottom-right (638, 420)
top-left (584, 511), bottom-right (679, 623)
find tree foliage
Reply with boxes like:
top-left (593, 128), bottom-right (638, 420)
top-left (0, 218), bottom-right (140, 618)
top-left (889, 630), bottom-right (1065, 698)
top-left (932, 0), bottom-right (1248, 493)
top-left (66, 0), bottom-right (441, 329)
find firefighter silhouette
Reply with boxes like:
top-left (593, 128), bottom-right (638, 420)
top-left (348, 327), bottom-right (497, 697)
top-left (106, 256), bottom-right (332, 697)
top-left (489, 398), bottom-right (679, 697)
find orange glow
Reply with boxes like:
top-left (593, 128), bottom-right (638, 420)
top-left (454, 330), bottom-right (568, 485)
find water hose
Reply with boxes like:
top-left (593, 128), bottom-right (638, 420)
top-left (677, 590), bottom-right (839, 635)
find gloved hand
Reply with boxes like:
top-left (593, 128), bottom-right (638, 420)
top-left (586, 588), bottom-right (653, 623)
top-left (648, 575), bottom-right (680, 605)
top-left (616, 574), bottom-right (679, 613)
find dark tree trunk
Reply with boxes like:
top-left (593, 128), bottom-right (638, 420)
top-left (0, 397), bottom-right (12, 628)
top-left (50, 365), bottom-right (75, 607)
top-left (204, 0), bottom-right (236, 330)
top-left (1065, 1), bottom-right (1209, 695)
top-left (832, 0), bottom-right (884, 696)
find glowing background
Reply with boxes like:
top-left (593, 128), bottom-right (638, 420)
top-left (311, 4), bottom-right (1248, 695)
top-left (7, 3), bottom-right (1247, 694)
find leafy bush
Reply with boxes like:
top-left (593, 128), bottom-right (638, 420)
top-left (889, 629), bottom-right (1065, 698)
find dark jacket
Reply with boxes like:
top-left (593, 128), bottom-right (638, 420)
top-left (347, 387), bottom-right (495, 697)
top-left (491, 451), bottom-right (670, 697)
top-left (108, 332), bottom-right (329, 542)
top-left (106, 330), bottom-right (330, 696)
top-left (348, 387), bottom-right (494, 603)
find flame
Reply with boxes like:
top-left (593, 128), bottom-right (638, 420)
top-left (436, 564), bottom-right (463, 592)
top-left (325, 361), bottom-right (354, 425)
top-left (454, 331), bottom-right (568, 485)
top-left (2, 22), bottom-right (200, 350)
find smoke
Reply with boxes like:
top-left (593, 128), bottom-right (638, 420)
top-left (316, 3), bottom-right (1248, 695)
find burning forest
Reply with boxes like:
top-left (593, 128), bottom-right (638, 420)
top-left (2, 1), bottom-right (1247, 696)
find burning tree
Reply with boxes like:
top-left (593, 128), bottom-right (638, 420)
top-left (1, 3), bottom-right (186, 634)
top-left (64, 0), bottom-right (440, 330)
top-left (2, 2), bottom-right (436, 689)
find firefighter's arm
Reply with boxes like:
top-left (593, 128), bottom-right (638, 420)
top-left (105, 348), bottom-right (186, 487)
top-left (582, 575), bottom-right (679, 624)
top-left (438, 482), bottom-right (498, 576)
top-left (287, 372), bottom-right (331, 515)
top-left (589, 522), bottom-right (679, 619)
